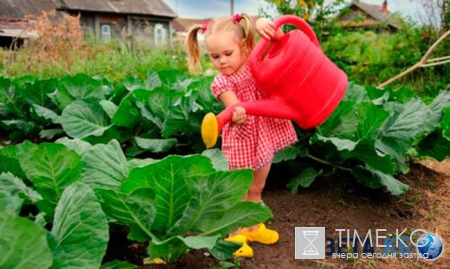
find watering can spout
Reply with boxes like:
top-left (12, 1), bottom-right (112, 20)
top-left (201, 99), bottom-right (298, 148)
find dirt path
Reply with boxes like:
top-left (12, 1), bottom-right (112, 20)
top-left (241, 159), bottom-right (450, 269)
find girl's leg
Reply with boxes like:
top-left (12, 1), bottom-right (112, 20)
top-left (242, 162), bottom-right (272, 233)
top-left (226, 162), bottom-right (276, 257)
top-left (229, 162), bottom-right (272, 235)
top-left (246, 162), bottom-right (272, 203)
top-left (240, 161), bottom-right (279, 244)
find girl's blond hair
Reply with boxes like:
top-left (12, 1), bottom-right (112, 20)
top-left (185, 13), bottom-right (256, 74)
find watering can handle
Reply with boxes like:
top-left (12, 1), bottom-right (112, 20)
top-left (255, 15), bottom-right (320, 60)
top-left (274, 15), bottom-right (320, 46)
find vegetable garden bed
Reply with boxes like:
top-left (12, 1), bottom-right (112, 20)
top-left (102, 159), bottom-right (450, 269)
top-left (0, 70), bottom-right (449, 268)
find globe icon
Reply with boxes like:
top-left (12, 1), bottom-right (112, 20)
top-left (416, 233), bottom-right (443, 260)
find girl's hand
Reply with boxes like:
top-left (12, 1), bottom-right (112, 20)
top-left (232, 106), bottom-right (247, 125)
top-left (256, 18), bottom-right (284, 41)
top-left (256, 18), bottom-right (276, 40)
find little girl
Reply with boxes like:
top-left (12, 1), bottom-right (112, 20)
top-left (186, 13), bottom-right (298, 258)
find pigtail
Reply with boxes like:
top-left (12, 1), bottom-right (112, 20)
top-left (239, 13), bottom-right (255, 54)
top-left (185, 25), bottom-right (203, 74)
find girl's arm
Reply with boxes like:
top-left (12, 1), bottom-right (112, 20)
top-left (255, 18), bottom-right (283, 40)
top-left (218, 91), bottom-right (247, 125)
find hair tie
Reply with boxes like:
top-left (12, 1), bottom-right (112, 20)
top-left (232, 14), bottom-right (242, 24)
top-left (200, 20), bottom-right (210, 34)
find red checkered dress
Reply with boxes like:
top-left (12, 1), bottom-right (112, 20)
top-left (211, 62), bottom-right (298, 170)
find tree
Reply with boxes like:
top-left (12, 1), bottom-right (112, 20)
top-left (442, 0), bottom-right (449, 31)
top-left (261, 0), bottom-right (347, 38)
top-left (412, 0), bottom-right (449, 32)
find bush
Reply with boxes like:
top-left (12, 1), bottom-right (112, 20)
top-left (321, 23), bottom-right (450, 95)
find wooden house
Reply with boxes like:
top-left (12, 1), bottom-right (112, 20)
top-left (337, 1), bottom-right (400, 33)
top-left (172, 18), bottom-right (209, 43)
top-left (54, 0), bottom-right (177, 47)
top-left (0, 0), bottom-right (177, 48)
top-left (0, 0), bottom-right (55, 48)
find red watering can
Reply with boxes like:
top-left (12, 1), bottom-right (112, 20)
top-left (201, 15), bottom-right (348, 148)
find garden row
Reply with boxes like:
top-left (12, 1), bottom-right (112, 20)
top-left (1, 70), bottom-right (449, 194)
top-left (0, 70), bottom-right (449, 267)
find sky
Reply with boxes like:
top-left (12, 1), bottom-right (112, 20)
top-left (163, 0), bottom-right (436, 24)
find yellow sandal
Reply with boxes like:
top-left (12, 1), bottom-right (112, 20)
top-left (225, 234), bottom-right (254, 258)
top-left (240, 223), bottom-right (279, 245)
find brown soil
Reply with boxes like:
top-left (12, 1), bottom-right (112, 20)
top-left (138, 159), bottom-right (450, 269)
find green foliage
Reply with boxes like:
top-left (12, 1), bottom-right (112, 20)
top-left (0, 41), bottom-right (210, 83)
top-left (116, 155), bottom-right (272, 262)
top-left (1, 73), bottom-right (449, 198)
top-left (285, 83), bottom-right (450, 195)
top-left (0, 210), bottom-right (53, 268)
top-left (322, 24), bottom-right (450, 94)
top-left (262, 0), bottom-right (347, 26)
top-left (50, 183), bottom-right (109, 269)
top-left (0, 181), bottom-right (109, 269)
top-left (0, 70), bottom-right (220, 155)
top-left (18, 142), bottom-right (83, 216)
top-left (0, 140), bottom-right (272, 265)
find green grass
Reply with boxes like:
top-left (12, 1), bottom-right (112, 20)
top-left (0, 40), bottom-right (211, 83)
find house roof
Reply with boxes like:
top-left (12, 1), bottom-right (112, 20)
top-left (0, 28), bottom-right (38, 39)
top-left (0, 0), bottom-right (57, 19)
top-left (173, 18), bottom-right (209, 32)
top-left (0, 18), bottom-right (38, 39)
top-left (0, 0), bottom-right (176, 21)
top-left (56, 0), bottom-right (177, 18)
top-left (340, 1), bottom-right (400, 29)
top-left (0, 18), bottom-right (32, 30)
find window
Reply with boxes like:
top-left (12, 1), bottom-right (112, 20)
top-left (101, 24), bottom-right (111, 41)
top-left (154, 23), bottom-right (165, 45)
